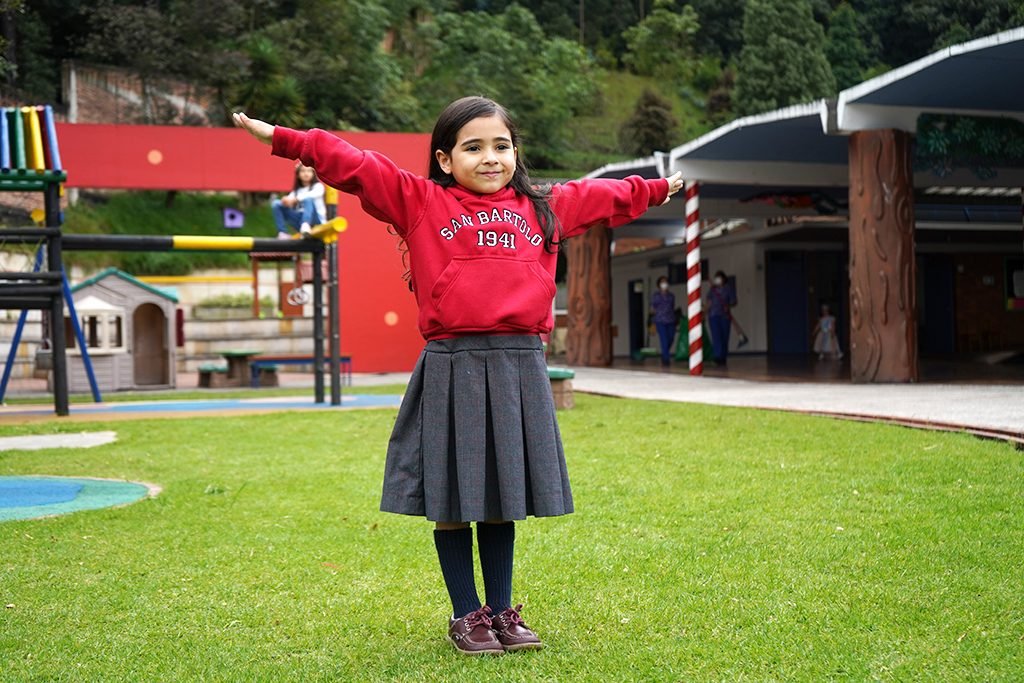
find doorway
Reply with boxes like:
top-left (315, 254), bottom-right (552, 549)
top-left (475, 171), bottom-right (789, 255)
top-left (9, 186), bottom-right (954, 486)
top-left (627, 279), bottom-right (646, 356)
top-left (919, 254), bottom-right (956, 354)
top-left (766, 250), bottom-right (848, 355)
top-left (133, 304), bottom-right (168, 385)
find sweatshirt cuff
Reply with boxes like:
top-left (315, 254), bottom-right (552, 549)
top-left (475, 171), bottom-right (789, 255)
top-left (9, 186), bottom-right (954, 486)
top-left (649, 178), bottom-right (670, 207)
top-left (272, 126), bottom-right (306, 161)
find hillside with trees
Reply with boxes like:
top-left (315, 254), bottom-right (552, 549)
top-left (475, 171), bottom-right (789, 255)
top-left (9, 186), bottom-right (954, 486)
top-left (3, 0), bottom-right (1022, 171)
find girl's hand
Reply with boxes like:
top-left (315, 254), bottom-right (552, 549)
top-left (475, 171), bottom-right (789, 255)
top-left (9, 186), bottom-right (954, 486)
top-left (232, 112), bottom-right (274, 145)
top-left (661, 171), bottom-right (684, 205)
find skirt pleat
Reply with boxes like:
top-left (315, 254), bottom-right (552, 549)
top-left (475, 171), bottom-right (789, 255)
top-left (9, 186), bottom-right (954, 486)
top-left (380, 335), bottom-right (574, 522)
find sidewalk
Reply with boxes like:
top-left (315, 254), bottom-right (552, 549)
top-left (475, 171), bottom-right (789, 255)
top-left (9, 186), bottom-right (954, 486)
top-left (566, 366), bottom-right (1024, 442)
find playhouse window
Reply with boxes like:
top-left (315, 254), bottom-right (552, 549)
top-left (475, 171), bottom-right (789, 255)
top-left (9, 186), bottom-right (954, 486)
top-left (64, 313), bottom-right (126, 353)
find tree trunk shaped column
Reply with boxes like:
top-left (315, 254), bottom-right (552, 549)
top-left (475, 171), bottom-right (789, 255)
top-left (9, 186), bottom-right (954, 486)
top-left (566, 226), bottom-right (612, 366)
top-left (848, 129), bottom-right (918, 382)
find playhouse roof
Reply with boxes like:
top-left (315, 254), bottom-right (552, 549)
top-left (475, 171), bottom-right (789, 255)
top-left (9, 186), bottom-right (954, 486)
top-left (72, 268), bottom-right (178, 303)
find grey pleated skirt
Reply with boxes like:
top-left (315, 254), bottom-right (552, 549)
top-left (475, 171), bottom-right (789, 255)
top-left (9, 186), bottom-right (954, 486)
top-left (380, 334), bottom-right (574, 522)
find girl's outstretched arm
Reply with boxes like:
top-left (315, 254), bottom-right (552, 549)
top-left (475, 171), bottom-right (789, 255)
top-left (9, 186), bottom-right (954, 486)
top-left (662, 171), bottom-right (684, 205)
top-left (552, 171), bottom-right (681, 239)
top-left (233, 112), bottom-right (273, 144)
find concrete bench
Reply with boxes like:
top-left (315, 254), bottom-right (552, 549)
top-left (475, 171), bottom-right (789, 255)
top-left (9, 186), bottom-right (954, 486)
top-left (547, 367), bottom-right (575, 410)
top-left (197, 363), bottom-right (230, 389)
top-left (253, 364), bottom-right (279, 387)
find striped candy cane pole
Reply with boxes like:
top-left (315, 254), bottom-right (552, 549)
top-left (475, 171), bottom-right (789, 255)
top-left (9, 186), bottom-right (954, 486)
top-left (685, 181), bottom-right (703, 376)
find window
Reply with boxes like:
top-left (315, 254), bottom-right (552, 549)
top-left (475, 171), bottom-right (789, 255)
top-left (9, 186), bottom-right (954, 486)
top-left (63, 312), bottom-right (126, 354)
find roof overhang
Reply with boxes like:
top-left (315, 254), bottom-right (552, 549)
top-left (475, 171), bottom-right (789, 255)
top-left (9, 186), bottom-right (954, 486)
top-left (836, 27), bottom-right (1024, 132)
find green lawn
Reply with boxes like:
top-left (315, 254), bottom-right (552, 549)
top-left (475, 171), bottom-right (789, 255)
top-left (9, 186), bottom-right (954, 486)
top-left (1, 394), bottom-right (1021, 681)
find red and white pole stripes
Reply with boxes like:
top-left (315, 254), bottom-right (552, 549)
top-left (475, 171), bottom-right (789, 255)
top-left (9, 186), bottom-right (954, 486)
top-left (685, 180), bottom-right (703, 376)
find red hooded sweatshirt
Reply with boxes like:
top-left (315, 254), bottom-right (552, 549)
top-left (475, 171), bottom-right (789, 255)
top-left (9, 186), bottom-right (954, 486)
top-left (272, 127), bottom-right (669, 341)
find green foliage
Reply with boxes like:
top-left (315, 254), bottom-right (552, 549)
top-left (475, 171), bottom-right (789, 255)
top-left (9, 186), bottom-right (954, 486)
top-left (288, 0), bottom-right (421, 132)
top-left (825, 3), bottom-right (870, 91)
top-left (915, 114), bottom-right (1024, 180)
top-left (619, 89), bottom-right (678, 157)
top-left (558, 70), bottom-right (709, 174)
top-left (851, 0), bottom-right (1024, 70)
top-left (1, 397), bottom-right (1022, 679)
top-left (460, 0), bottom-right (644, 62)
top-left (413, 5), bottom-right (601, 167)
top-left (8, 0), bottom-right (1024, 175)
top-left (733, 0), bottom-right (836, 116)
top-left (689, 0), bottom-right (746, 61)
top-left (232, 37), bottom-right (306, 128)
top-left (9, 5), bottom-right (58, 102)
top-left (61, 192), bottom-right (277, 276)
top-left (81, 1), bottom-right (177, 80)
top-left (932, 21), bottom-right (973, 51)
top-left (196, 293), bottom-right (274, 309)
top-left (704, 65), bottom-right (736, 126)
top-left (622, 0), bottom-right (700, 84)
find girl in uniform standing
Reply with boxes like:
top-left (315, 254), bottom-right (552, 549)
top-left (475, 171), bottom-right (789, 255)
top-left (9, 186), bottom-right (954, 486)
top-left (234, 97), bottom-right (682, 655)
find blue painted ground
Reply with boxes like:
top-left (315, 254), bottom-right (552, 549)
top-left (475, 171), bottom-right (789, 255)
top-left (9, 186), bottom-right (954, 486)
top-left (2, 394), bottom-right (403, 418)
top-left (0, 476), bottom-right (151, 522)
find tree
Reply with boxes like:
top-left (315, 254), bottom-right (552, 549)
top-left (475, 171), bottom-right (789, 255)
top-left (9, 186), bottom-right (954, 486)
top-left (622, 0), bottom-right (700, 84)
top-left (689, 0), bottom-right (746, 61)
top-left (619, 88), bottom-right (678, 156)
top-left (454, 0), bottom-right (643, 65)
top-left (6, 4), bottom-right (60, 101)
top-left (825, 2), bottom-right (869, 90)
top-left (413, 4), bottom-right (599, 166)
top-left (80, 1), bottom-right (180, 123)
top-left (850, 0), bottom-right (1023, 71)
top-left (232, 37), bottom-right (306, 129)
top-left (733, 0), bottom-right (836, 117)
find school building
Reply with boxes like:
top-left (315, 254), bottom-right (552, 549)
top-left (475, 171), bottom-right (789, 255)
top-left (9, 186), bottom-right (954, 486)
top-left (565, 27), bottom-right (1024, 382)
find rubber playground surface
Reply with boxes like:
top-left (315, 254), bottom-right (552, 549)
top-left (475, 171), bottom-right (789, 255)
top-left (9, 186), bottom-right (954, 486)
top-left (0, 476), bottom-right (157, 522)
top-left (0, 393), bottom-right (403, 424)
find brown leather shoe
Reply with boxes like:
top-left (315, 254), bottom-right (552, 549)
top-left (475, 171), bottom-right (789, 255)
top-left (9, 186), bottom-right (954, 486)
top-left (490, 604), bottom-right (543, 651)
top-left (448, 606), bottom-right (504, 656)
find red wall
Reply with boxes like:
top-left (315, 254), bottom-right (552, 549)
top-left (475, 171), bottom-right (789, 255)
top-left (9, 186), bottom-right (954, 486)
top-left (56, 123), bottom-right (431, 372)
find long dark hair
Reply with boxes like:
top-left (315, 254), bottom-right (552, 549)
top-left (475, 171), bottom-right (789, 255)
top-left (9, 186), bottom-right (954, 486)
top-left (427, 96), bottom-right (560, 253)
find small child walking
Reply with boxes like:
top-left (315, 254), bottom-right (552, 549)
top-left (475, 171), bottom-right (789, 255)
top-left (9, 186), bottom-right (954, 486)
top-left (235, 97), bottom-right (682, 655)
top-left (272, 162), bottom-right (326, 238)
top-left (812, 303), bottom-right (843, 360)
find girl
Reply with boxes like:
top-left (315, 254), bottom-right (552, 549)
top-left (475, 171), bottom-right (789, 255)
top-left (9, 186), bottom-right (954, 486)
top-left (649, 275), bottom-right (677, 366)
top-left (812, 303), bottom-right (843, 360)
top-left (271, 162), bottom-right (327, 238)
top-left (234, 97), bottom-right (682, 655)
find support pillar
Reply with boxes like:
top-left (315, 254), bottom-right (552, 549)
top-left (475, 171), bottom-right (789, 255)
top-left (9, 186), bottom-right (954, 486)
top-left (848, 129), bottom-right (917, 382)
top-left (684, 181), bottom-right (703, 375)
top-left (566, 226), bottom-right (612, 366)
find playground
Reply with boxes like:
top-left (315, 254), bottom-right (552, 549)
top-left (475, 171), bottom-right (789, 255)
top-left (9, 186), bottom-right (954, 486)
top-left (0, 23), bottom-right (1022, 681)
top-left (0, 391), bottom-right (1020, 680)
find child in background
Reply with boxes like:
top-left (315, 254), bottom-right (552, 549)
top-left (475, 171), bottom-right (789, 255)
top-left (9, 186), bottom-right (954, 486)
top-left (649, 275), bottom-right (677, 366)
top-left (272, 162), bottom-right (326, 238)
top-left (812, 303), bottom-right (843, 360)
top-left (234, 97), bottom-right (682, 655)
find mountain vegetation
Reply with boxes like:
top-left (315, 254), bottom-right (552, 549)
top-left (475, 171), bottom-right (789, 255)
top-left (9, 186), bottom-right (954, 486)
top-left (2, 0), bottom-right (1021, 169)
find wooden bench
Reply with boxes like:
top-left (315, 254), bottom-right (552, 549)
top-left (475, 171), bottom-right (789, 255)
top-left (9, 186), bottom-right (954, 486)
top-left (197, 363), bottom-right (230, 388)
top-left (547, 367), bottom-right (575, 410)
top-left (249, 355), bottom-right (352, 388)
